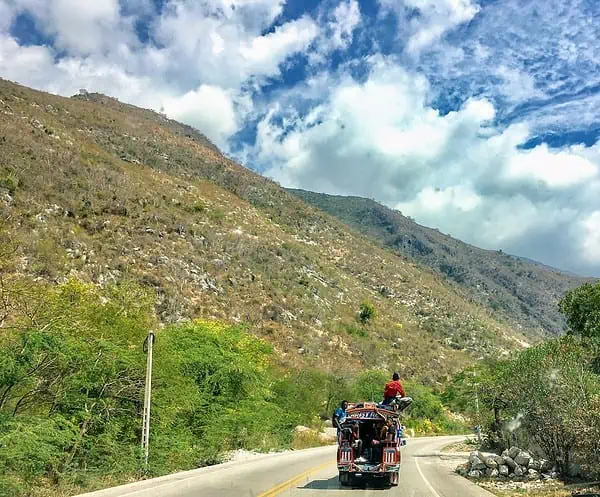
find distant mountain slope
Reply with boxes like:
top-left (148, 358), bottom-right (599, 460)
top-left (1, 78), bottom-right (529, 382)
top-left (288, 189), bottom-right (590, 336)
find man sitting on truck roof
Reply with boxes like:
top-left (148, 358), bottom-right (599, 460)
top-left (382, 372), bottom-right (406, 405)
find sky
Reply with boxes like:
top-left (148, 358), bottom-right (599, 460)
top-left (0, 0), bottom-right (599, 276)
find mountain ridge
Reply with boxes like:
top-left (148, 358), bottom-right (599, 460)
top-left (287, 188), bottom-right (592, 336)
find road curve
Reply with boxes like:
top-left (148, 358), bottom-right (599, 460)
top-left (76, 435), bottom-right (494, 497)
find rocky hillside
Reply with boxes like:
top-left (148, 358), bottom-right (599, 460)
top-left (0, 79), bottom-right (529, 382)
top-left (288, 189), bottom-right (590, 336)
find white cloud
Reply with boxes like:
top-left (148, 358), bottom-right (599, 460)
top-left (239, 16), bottom-right (319, 76)
top-left (396, 184), bottom-right (482, 214)
top-left (581, 211), bottom-right (600, 264)
top-left (329, 0), bottom-right (361, 50)
top-left (162, 85), bottom-right (239, 147)
top-left (9, 0), bottom-right (131, 55)
top-left (379, 0), bottom-right (480, 54)
top-left (0, 34), bottom-right (56, 83)
top-left (0, 3), bottom-right (16, 31)
top-left (495, 65), bottom-right (543, 103)
top-left (253, 59), bottom-right (600, 275)
top-left (504, 144), bottom-right (598, 188)
top-left (307, 0), bottom-right (361, 66)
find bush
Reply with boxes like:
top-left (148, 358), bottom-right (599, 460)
top-left (358, 302), bottom-right (376, 325)
top-left (0, 415), bottom-right (78, 481)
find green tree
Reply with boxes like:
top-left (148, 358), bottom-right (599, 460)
top-left (351, 370), bottom-right (387, 402)
top-left (0, 278), bottom-right (155, 494)
top-left (501, 337), bottom-right (600, 475)
top-left (448, 337), bottom-right (600, 476)
top-left (559, 281), bottom-right (600, 339)
top-left (358, 302), bottom-right (376, 325)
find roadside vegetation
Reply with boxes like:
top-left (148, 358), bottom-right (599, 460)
top-left (443, 280), bottom-right (600, 481)
top-left (0, 273), bottom-right (467, 497)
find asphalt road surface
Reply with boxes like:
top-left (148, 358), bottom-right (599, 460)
top-left (77, 435), bottom-right (494, 497)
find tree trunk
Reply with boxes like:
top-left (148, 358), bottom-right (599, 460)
top-left (66, 418), bottom-right (90, 467)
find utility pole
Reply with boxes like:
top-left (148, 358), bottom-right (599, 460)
top-left (141, 330), bottom-right (155, 469)
top-left (473, 370), bottom-right (482, 443)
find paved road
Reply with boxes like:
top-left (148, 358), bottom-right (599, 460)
top-left (77, 436), bottom-right (494, 497)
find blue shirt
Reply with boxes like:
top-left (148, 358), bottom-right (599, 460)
top-left (334, 407), bottom-right (347, 427)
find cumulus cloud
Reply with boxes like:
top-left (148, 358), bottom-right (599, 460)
top-left (253, 58), bottom-right (600, 275)
top-left (162, 85), bottom-right (239, 147)
top-left (504, 145), bottom-right (598, 188)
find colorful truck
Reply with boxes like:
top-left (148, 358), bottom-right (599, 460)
top-left (337, 401), bottom-right (407, 487)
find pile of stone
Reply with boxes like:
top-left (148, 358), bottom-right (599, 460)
top-left (457, 447), bottom-right (558, 481)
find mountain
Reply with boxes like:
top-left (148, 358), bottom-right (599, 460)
top-left (0, 78), bottom-right (530, 382)
top-left (287, 189), bottom-right (590, 336)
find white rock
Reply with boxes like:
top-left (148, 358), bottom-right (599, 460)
top-left (508, 446), bottom-right (520, 459)
top-left (514, 451), bottom-right (531, 467)
top-left (487, 468), bottom-right (499, 478)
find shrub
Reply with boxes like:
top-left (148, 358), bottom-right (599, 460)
top-left (559, 281), bottom-right (600, 339)
top-left (358, 302), bottom-right (376, 325)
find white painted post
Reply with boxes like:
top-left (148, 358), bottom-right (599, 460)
top-left (473, 371), bottom-right (482, 443)
top-left (141, 330), bottom-right (155, 469)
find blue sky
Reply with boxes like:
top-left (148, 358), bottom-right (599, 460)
top-left (1, 0), bottom-right (599, 276)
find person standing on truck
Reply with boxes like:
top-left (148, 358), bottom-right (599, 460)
top-left (333, 400), bottom-right (349, 441)
top-left (382, 372), bottom-right (406, 405)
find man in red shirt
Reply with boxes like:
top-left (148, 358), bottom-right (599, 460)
top-left (382, 372), bottom-right (405, 405)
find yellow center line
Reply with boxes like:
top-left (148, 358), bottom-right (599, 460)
top-left (257, 460), bottom-right (336, 497)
